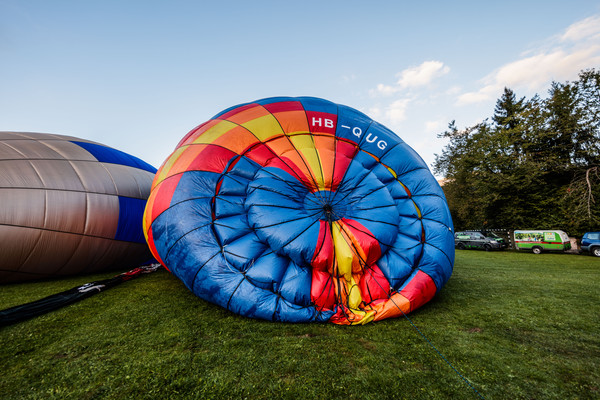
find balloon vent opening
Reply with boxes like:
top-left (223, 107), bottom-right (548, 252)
top-left (303, 190), bottom-right (345, 222)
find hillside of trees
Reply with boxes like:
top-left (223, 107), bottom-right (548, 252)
top-left (433, 68), bottom-right (600, 237)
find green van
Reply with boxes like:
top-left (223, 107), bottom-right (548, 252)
top-left (514, 230), bottom-right (571, 254)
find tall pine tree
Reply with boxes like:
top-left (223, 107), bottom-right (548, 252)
top-left (435, 69), bottom-right (600, 236)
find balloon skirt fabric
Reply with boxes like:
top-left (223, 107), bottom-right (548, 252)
top-left (144, 97), bottom-right (454, 324)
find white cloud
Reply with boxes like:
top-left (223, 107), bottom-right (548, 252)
top-left (457, 78), bottom-right (508, 105)
top-left (497, 46), bottom-right (600, 87)
top-left (385, 98), bottom-right (411, 123)
top-left (364, 106), bottom-right (382, 120)
top-left (457, 14), bottom-right (600, 106)
top-left (445, 86), bottom-right (462, 96)
top-left (560, 15), bottom-right (600, 42)
top-left (370, 60), bottom-right (450, 97)
top-left (367, 61), bottom-right (449, 129)
top-left (372, 83), bottom-right (397, 96)
top-left (457, 89), bottom-right (495, 105)
top-left (396, 60), bottom-right (450, 89)
top-left (424, 119), bottom-right (445, 133)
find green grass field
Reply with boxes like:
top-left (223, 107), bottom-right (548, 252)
top-left (1, 250), bottom-right (598, 399)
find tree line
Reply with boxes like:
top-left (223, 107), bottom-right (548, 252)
top-left (433, 68), bottom-right (600, 237)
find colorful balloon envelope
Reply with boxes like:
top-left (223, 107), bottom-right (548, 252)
top-left (0, 132), bottom-right (157, 283)
top-left (144, 97), bottom-right (454, 324)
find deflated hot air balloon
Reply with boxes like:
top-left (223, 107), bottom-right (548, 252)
top-left (144, 97), bottom-right (454, 324)
top-left (0, 132), bottom-right (157, 283)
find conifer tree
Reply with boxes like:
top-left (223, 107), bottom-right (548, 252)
top-left (434, 68), bottom-right (600, 236)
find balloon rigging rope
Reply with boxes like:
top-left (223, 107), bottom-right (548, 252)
top-left (194, 107), bottom-right (476, 394)
top-left (223, 152), bottom-right (473, 397)
top-left (317, 218), bottom-right (485, 398)
top-left (246, 132), bottom-right (477, 396)
top-left (341, 234), bottom-right (483, 398)
top-left (383, 282), bottom-right (486, 399)
top-left (319, 236), bottom-right (484, 398)
top-left (342, 229), bottom-right (483, 398)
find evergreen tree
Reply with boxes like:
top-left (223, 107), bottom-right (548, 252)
top-left (544, 81), bottom-right (580, 170)
top-left (562, 69), bottom-right (600, 233)
top-left (493, 87), bottom-right (527, 157)
top-left (493, 87), bottom-right (526, 130)
top-left (435, 68), bottom-right (600, 236)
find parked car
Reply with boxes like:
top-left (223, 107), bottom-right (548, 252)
top-left (514, 230), bottom-right (571, 254)
top-left (479, 230), bottom-right (508, 248)
top-left (581, 232), bottom-right (600, 257)
top-left (455, 231), bottom-right (503, 251)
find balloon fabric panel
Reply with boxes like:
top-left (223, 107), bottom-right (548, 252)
top-left (144, 97), bottom-right (454, 324)
top-left (0, 132), bottom-right (157, 283)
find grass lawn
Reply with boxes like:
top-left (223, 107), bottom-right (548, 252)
top-left (1, 250), bottom-right (598, 399)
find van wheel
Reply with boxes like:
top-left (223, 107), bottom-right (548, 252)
top-left (532, 246), bottom-right (543, 254)
top-left (483, 244), bottom-right (491, 251)
top-left (457, 243), bottom-right (465, 250)
top-left (592, 247), bottom-right (600, 257)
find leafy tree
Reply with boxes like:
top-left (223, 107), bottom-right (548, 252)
top-left (563, 69), bottom-right (600, 233)
top-left (434, 121), bottom-right (488, 228)
top-left (574, 69), bottom-right (600, 165)
top-left (434, 68), bottom-right (600, 236)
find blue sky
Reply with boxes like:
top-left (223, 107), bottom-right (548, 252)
top-left (2, 1), bottom-right (600, 176)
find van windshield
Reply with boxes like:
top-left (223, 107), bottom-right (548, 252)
top-left (558, 231), bottom-right (569, 241)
